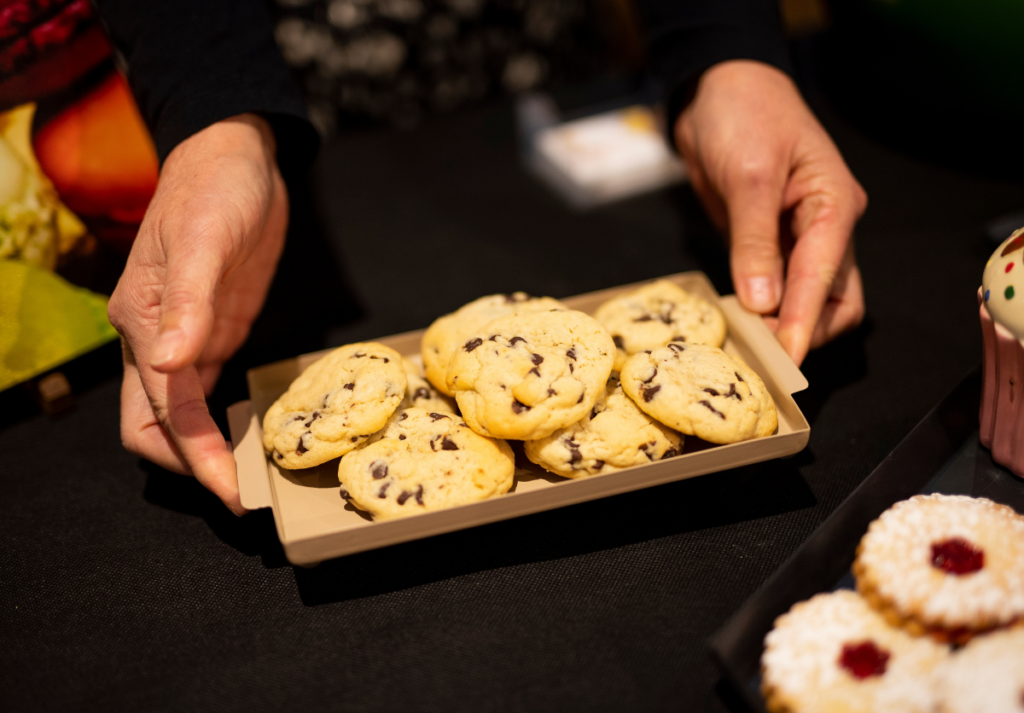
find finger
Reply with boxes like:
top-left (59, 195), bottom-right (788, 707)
top-left (197, 363), bottom-right (223, 397)
top-left (775, 192), bottom-right (859, 365)
top-left (723, 159), bottom-right (787, 314)
top-left (808, 254), bottom-right (864, 350)
top-left (138, 357), bottom-right (246, 516)
top-left (120, 341), bottom-right (191, 475)
top-left (149, 220), bottom-right (228, 373)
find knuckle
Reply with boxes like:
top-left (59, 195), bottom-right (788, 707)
top-left (734, 155), bottom-right (777, 191)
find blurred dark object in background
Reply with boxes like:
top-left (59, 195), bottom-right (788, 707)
top-left (818, 0), bottom-right (1024, 179)
top-left (269, 0), bottom-right (640, 137)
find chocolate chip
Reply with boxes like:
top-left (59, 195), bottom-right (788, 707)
top-left (304, 410), bottom-right (323, 427)
top-left (489, 335), bottom-right (498, 341)
top-left (398, 412), bottom-right (408, 421)
top-left (351, 436), bottom-right (358, 442)
top-left (383, 358), bottom-right (389, 363)
top-left (727, 383), bottom-right (741, 400)
top-left (703, 387), bottom-right (719, 396)
top-left (430, 437), bottom-right (438, 451)
top-left (642, 385), bottom-right (661, 402)
top-left (667, 343), bottom-right (685, 353)
top-left (662, 448), bottom-right (679, 460)
top-left (413, 387), bottom-right (431, 400)
top-left (378, 482), bottom-right (390, 498)
top-left (370, 355), bottom-right (379, 359)
top-left (633, 315), bottom-right (653, 322)
top-left (548, 388), bottom-right (556, 397)
top-left (566, 347), bottom-right (577, 360)
top-left (531, 353), bottom-right (543, 365)
top-left (353, 352), bottom-right (366, 358)
top-left (612, 335), bottom-right (624, 349)
top-left (399, 434), bottom-right (406, 440)
top-left (274, 450), bottom-right (283, 460)
top-left (509, 336), bottom-right (526, 346)
top-left (512, 399), bottom-right (530, 414)
top-left (671, 336), bottom-right (686, 343)
top-left (576, 392), bottom-right (585, 404)
top-left (565, 438), bottom-right (582, 464)
top-left (296, 432), bottom-right (310, 455)
top-left (699, 400), bottom-right (726, 419)
top-left (643, 350), bottom-right (651, 354)
top-left (339, 487), bottom-right (350, 500)
top-left (429, 412), bottom-right (449, 421)
top-left (415, 484), bottom-right (424, 505)
top-left (397, 490), bottom-right (412, 505)
top-left (464, 338), bottom-right (483, 352)
top-left (569, 363), bottom-right (574, 374)
top-left (643, 368), bottom-right (658, 384)
top-left (658, 314), bottom-right (673, 325)
top-left (322, 394), bottom-right (331, 407)
top-left (735, 371), bottom-right (745, 382)
top-left (344, 383), bottom-right (355, 390)
top-left (290, 414), bottom-right (304, 423)
top-left (529, 367), bottom-right (540, 377)
top-left (441, 436), bottom-right (458, 451)
top-left (592, 460), bottom-right (604, 470)
top-left (371, 461), bottom-right (388, 479)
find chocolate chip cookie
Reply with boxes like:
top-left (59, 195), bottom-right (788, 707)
top-left (445, 309), bottom-right (615, 441)
top-left (593, 280), bottom-right (726, 371)
top-left (620, 342), bottom-right (776, 444)
top-left (262, 343), bottom-right (407, 469)
top-left (399, 355), bottom-right (457, 415)
top-left (421, 292), bottom-right (567, 397)
top-left (524, 376), bottom-right (682, 478)
top-left (338, 407), bottom-right (515, 521)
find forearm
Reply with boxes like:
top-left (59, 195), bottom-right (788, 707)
top-left (91, 0), bottom-right (317, 173)
top-left (632, 0), bottom-right (794, 143)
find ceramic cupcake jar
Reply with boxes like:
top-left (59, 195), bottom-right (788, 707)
top-left (980, 227), bottom-right (1024, 478)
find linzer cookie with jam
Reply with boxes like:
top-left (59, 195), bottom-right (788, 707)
top-left (936, 626), bottom-right (1024, 713)
top-left (445, 309), bottom-right (615, 441)
top-left (853, 494), bottom-right (1024, 644)
top-left (262, 343), bottom-right (407, 469)
top-left (619, 342), bottom-right (776, 444)
top-left (337, 408), bottom-right (515, 521)
top-left (523, 376), bottom-right (682, 478)
top-left (421, 293), bottom-right (567, 397)
top-left (593, 279), bottom-right (726, 371)
top-left (761, 590), bottom-right (949, 713)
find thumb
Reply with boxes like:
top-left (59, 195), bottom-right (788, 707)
top-left (150, 227), bottom-right (226, 372)
top-left (725, 165), bottom-right (787, 315)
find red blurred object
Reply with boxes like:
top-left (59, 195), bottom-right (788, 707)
top-left (33, 71), bottom-right (159, 252)
top-left (0, 0), bottom-right (108, 110)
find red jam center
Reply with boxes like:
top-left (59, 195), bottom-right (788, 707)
top-left (930, 537), bottom-right (985, 575)
top-left (838, 641), bottom-right (890, 680)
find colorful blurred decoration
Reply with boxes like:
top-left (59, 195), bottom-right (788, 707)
top-left (0, 0), bottom-right (159, 392)
top-left (33, 72), bottom-right (159, 253)
top-left (0, 259), bottom-right (116, 391)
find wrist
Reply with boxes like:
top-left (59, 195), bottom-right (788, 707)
top-left (163, 113), bottom-right (279, 176)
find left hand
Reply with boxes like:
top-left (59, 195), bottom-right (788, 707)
top-left (675, 60), bottom-right (868, 365)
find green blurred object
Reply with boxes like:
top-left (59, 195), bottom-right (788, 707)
top-left (864, 0), bottom-right (1024, 113)
top-left (0, 260), bottom-right (117, 392)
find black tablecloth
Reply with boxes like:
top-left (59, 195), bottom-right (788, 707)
top-left (4, 93), bottom-right (1024, 712)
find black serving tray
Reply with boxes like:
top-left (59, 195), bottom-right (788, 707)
top-left (708, 364), bottom-right (1024, 712)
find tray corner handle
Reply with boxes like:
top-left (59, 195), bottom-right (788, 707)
top-left (227, 400), bottom-right (274, 511)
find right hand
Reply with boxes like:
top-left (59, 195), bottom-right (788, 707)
top-left (108, 114), bottom-right (288, 515)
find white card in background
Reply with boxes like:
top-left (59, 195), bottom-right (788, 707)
top-left (526, 105), bottom-right (687, 209)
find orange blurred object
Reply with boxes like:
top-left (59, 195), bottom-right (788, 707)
top-left (33, 71), bottom-right (158, 252)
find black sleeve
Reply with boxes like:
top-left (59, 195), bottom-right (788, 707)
top-left (91, 0), bottom-right (319, 175)
top-left (633, 0), bottom-right (794, 141)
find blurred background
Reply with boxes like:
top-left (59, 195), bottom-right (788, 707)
top-left (3, 0), bottom-right (1024, 411)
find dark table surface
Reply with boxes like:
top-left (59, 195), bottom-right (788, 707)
top-left (4, 89), bottom-right (1024, 713)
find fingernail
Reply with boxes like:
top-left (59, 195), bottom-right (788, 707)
top-left (150, 328), bottom-right (185, 367)
top-left (745, 277), bottom-right (778, 313)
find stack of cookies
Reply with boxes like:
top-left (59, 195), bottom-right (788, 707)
top-left (262, 280), bottom-right (779, 521)
top-left (760, 494), bottom-right (1024, 713)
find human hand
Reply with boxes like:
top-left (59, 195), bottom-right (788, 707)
top-left (674, 60), bottom-right (867, 365)
top-left (108, 114), bottom-right (288, 515)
